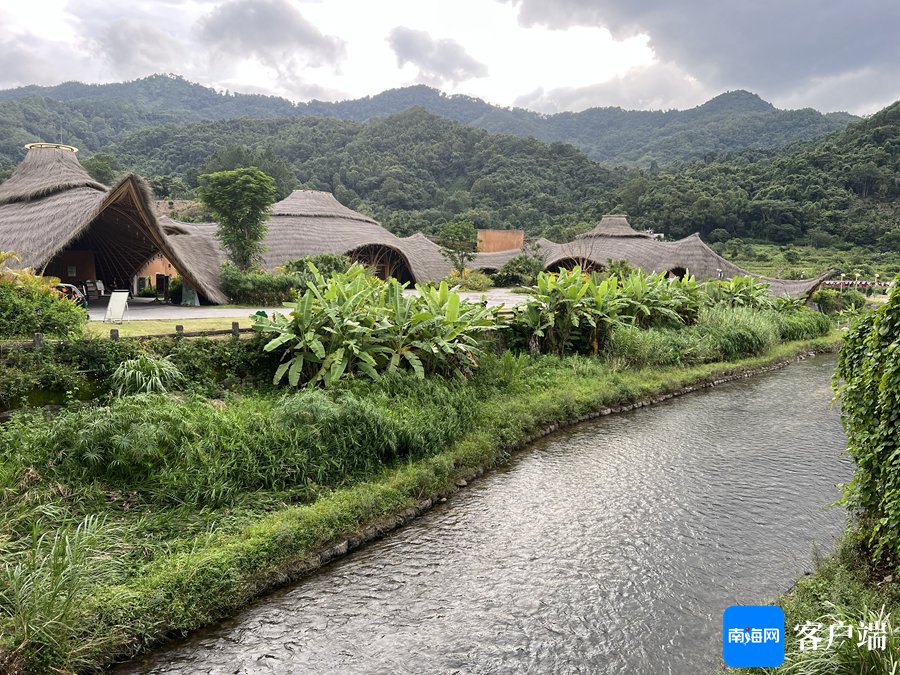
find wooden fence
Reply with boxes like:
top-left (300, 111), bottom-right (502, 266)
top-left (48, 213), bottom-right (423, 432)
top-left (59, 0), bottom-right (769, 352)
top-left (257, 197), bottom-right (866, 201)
top-left (2, 309), bottom-right (519, 351)
top-left (1, 322), bottom-right (255, 351)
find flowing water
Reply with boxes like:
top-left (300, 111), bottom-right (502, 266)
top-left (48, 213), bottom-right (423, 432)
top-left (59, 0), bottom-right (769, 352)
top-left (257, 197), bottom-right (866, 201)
top-left (120, 356), bottom-right (851, 674)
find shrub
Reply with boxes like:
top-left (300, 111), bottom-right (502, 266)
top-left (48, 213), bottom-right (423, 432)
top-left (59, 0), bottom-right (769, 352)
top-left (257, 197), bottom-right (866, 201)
top-left (111, 354), bottom-right (184, 396)
top-left (445, 268), bottom-right (493, 291)
top-left (512, 267), bottom-right (624, 356)
top-left (617, 269), bottom-right (697, 328)
top-left (253, 264), bottom-right (501, 386)
top-left (0, 253), bottom-right (87, 338)
top-left (837, 276), bottom-right (900, 560)
top-left (220, 265), bottom-right (301, 305)
top-left (493, 254), bottom-right (544, 287)
top-left (167, 276), bottom-right (183, 304)
top-left (811, 288), bottom-right (867, 315)
top-left (708, 275), bottom-right (773, 309)
top-left (0, 336), bottom-right (280, 411)
top-left (279, 254), bottom-right (352, 286)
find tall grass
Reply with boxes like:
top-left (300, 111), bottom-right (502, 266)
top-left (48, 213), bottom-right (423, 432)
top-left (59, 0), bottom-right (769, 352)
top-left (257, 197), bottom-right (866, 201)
top-left (0, 516), bottom-right (115, 671)
top-left (604, 306), bottom-right (829, 369)
top-left (111, 353), bottom-right (184, 395)
top-left (1, 376), bottom-right (481, 510)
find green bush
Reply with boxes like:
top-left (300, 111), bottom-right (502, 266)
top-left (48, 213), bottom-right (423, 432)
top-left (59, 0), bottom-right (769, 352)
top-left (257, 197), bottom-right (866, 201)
top-left (512, 267), bottom-right (625, 356)
top-left (444, 267), bottom-right (494, 291)
top-left (512, 267), bottom-right (716, 356)
top-left (220, 265), bottom-right (302, 305)
top-left (0, 274), bottom-right (86, 339)
top-left (167, 276), bottom-right (183, 304)
top-left (111, 354), bottom-right (184, 395)
top-left (0, 336), bottom-right (280, 411)
top-left (254, 264), bottom-right (501, 386)
top-left (811, 288), bottom-right (867, 315)
top-left (279, 254), bottom-right (352, 286)
top-left (493, 254), bottom-right (544, 287)
top-left (708, 275), bottom-right (773, 309)
top-left (837, 276), bottom-right (900, 560)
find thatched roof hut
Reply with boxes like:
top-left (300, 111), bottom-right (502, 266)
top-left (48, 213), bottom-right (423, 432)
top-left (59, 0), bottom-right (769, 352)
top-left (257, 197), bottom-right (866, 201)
top-left (472, 215), bottom-right (829, 297)
top-left (243, 190), bottom-right (451, 283)
top-left (0, 144), bottom-right (227, 303)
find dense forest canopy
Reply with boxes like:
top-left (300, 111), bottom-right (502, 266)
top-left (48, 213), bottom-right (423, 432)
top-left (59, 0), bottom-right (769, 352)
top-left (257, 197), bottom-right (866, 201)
top-left (87, 109), bottom-right (618, 235)
top-left (0, 74), bottom-right (855, 167)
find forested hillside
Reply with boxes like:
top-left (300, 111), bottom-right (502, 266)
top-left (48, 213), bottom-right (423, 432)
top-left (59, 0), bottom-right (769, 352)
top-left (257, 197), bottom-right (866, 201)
top-left (0, 74), bottom-right (855, 167)
top-left (105, 108), bottom-right (619, 235)
top-left (618, 100), bottom-right (900, 252)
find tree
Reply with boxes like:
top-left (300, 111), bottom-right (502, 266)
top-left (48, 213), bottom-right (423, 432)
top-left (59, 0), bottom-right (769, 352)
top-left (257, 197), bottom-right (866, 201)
top-left (197, 167), bottom-right (276, 271)
top-left (82, 153), bottom-right (122, 185)
top-left (438, 220), bottom-right (477, 273)
top-left (202, 146), bottom-right (297, 200)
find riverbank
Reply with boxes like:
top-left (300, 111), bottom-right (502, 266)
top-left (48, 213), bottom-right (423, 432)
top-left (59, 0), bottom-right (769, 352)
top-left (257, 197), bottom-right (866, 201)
top-left (725, 531), bottom-right (900, 674)
top-left (0, 332), bottom-right (840, 673)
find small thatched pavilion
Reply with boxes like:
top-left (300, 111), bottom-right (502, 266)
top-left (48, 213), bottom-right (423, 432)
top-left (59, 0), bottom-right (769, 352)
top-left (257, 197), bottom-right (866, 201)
top-left (0, 143), bottom-right (227, 302)
top-left (473, 214), bottom-right (830, 296)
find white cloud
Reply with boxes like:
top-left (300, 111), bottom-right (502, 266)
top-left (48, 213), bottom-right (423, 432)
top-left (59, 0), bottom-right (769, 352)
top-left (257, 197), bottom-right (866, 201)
top-left (0, 0), bottom-right (893, 114)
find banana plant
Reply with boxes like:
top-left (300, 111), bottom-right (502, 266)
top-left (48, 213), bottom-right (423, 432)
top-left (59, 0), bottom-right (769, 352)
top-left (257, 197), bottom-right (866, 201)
top-left (253, 265), bottom-right (502, 387)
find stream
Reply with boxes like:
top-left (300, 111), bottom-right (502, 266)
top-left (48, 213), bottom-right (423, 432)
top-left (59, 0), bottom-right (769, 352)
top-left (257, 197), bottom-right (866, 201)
top-left (120, 356), bottom-right (851, 674)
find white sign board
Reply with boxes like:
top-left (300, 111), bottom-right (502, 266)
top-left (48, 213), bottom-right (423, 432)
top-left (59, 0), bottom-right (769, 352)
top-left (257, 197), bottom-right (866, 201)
top-left (181, 280), bottom-right (200, 307)
top-left (103, 290), bottom-right (129, 323)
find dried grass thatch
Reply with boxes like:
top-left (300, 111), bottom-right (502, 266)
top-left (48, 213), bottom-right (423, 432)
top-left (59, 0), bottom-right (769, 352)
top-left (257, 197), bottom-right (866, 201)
top-left (247, 190), bottom-right (452, 282)
top-left (576, 214), bottom-right (653, 239)
top-left (472, 215), bottom-right (829, 297)
top-left (0, 144), bottom-right (227, 303)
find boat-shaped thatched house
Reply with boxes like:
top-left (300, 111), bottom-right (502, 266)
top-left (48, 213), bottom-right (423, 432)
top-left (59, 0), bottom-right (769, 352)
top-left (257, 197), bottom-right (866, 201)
top-left (473, 215), bottom-right (830, 296)
top-left (0, 143), bottom-right (227, 303)
top-left (155, 190), bottom-right (454, 284)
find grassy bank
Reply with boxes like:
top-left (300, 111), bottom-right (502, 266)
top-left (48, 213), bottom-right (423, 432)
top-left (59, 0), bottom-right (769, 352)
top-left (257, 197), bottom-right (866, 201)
top-left (724, 531), bottom-right (900, 674)
top-left (0, 330), bottom-right (838, 673)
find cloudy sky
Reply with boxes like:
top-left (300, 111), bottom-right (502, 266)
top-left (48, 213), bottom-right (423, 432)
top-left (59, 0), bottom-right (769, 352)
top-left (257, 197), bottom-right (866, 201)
top-left (1, 0), bottom-right (898, 115)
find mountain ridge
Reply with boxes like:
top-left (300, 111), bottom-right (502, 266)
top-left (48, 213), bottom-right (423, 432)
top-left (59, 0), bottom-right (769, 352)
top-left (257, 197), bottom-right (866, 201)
top-left (0, 74), bottom-right (857, 167)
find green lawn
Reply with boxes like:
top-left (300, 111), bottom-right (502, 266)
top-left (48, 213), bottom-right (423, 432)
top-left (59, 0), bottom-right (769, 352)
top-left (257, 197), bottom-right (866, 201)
top-left (85, 317), bottom-right (255, 338)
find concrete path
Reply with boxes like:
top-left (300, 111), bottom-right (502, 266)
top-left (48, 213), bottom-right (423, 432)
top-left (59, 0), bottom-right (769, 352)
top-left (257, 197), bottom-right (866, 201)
top-left (87, 289), bottom-right (529, 321)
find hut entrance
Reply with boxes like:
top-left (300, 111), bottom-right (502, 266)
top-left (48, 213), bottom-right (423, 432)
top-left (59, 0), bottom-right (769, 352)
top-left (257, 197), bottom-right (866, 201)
top-left (43, 209), bottom-right (161, 293)
top-left (546, 257), bottom-right (602, 274)
top-left (668, 267), bottom-right (688, 279)
top-left (347, 244), bottom-right (414, 283)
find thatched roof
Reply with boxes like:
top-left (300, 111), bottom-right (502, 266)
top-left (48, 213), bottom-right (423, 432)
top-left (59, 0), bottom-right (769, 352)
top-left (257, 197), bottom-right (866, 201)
top-left (0, 143), bottom-right (105, 206)
top-left (220, 190), bottom-right (451, 282)
top-left (576, 214), bottom-right (653, 239)
top-left (471, 216), bottom-right (829, 297)
top-left (0, 144), bottom-right (227, 303)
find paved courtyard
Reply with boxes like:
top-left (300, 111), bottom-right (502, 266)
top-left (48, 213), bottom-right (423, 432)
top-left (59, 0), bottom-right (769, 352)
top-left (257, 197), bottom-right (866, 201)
top-left (87, 289), bottom-right (528, 321)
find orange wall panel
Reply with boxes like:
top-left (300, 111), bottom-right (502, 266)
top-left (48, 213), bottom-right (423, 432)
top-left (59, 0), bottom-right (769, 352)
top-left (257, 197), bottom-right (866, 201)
top-left (477, 229), bottom-right (524, 253)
